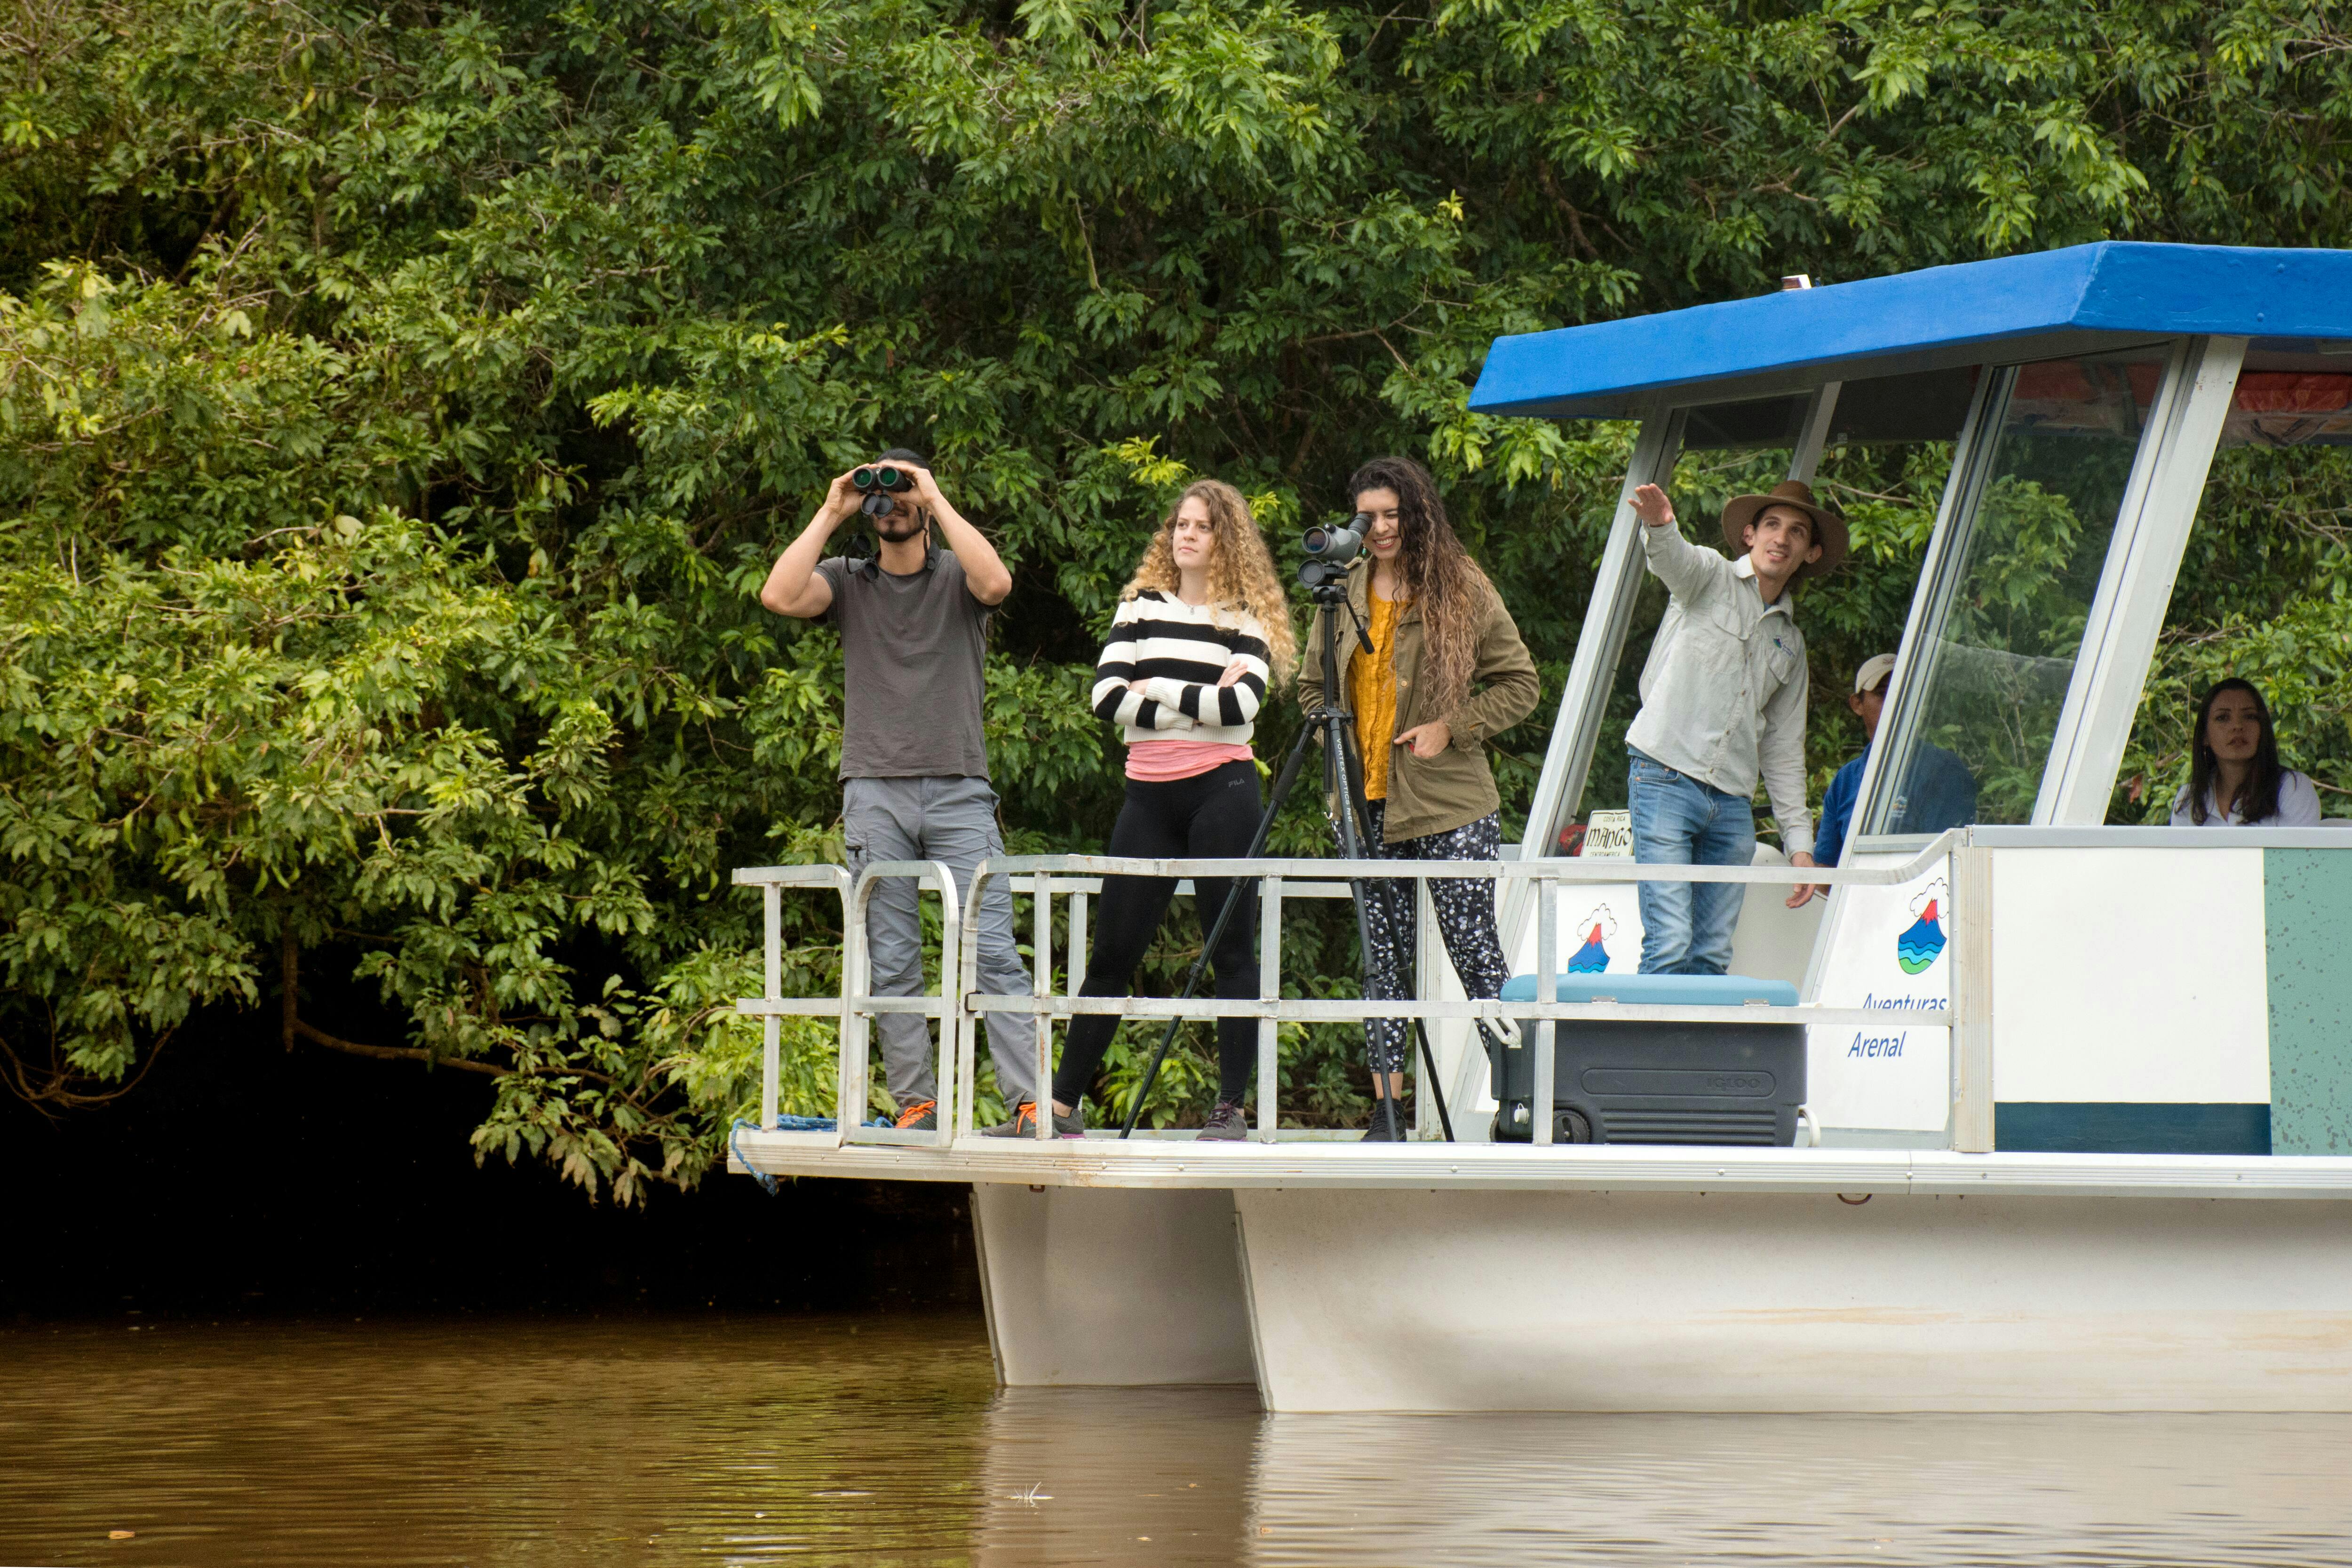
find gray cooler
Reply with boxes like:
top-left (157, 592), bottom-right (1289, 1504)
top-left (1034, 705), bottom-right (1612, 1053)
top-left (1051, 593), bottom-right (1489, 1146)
top-left (1491, 972), bottom-right (1805, 1146)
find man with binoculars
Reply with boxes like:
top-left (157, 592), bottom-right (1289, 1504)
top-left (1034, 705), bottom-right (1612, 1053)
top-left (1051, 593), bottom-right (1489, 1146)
top-left (759, 449), bottom-right (1037, 1131)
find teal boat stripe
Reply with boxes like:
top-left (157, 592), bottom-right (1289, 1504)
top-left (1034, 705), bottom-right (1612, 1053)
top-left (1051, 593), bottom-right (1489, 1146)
top-left (1995, 1102), bottom-right (2270, 1155)
top-left (2264, 848), bottom-right (2352, 1156)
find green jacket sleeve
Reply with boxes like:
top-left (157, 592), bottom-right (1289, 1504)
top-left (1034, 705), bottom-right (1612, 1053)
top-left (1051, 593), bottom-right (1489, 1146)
top-left (1443, 582), bottom-right (1540, 747)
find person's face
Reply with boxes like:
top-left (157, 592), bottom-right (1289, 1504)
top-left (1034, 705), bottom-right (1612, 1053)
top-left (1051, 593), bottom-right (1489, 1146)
top-left (1170, 496), bottom-right (1219, 572)
top-left (1358, 487), bottom-right (1403, 561)
top-left (869, 467), bottom-right (926, 542)
top-left (1742, 504), bottom-right (1823, 579)
top-left (1848, 681), bottom-right (1888, 740)
top-left (2205, 689), bottom-right (2264, 764)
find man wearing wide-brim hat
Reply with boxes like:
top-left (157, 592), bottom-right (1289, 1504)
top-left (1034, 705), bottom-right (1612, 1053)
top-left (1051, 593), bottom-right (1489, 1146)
top-left (1620, 478), bottom-right (1848, 973)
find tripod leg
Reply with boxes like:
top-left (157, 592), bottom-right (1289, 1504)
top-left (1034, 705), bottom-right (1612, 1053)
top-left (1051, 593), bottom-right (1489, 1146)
top-left (1119, 717), bottom-right (1320, 1138)
top-left (1412, 1018), bottom-right (1456, 1143)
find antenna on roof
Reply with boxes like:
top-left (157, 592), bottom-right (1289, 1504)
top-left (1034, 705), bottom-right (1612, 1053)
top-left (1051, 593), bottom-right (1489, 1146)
top-left (1781, 274), bottom-right (1814, 291)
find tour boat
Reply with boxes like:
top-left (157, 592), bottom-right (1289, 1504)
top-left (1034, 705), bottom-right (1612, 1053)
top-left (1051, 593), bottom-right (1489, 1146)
top-left (731, 242), bottom-right (2352, 1412)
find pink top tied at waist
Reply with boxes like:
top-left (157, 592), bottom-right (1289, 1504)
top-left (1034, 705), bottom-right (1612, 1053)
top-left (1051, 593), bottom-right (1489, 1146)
top-left (1127, 740), bottom-right (1254, 782)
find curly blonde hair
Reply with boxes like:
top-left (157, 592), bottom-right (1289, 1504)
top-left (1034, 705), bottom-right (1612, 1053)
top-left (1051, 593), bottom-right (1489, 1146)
top-left (1120, 479), bottom-right (1298, 686)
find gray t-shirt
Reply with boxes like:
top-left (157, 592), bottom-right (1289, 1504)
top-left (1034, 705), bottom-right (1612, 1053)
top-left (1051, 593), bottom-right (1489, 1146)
top-left (816, 548), bottom-right (993, 780)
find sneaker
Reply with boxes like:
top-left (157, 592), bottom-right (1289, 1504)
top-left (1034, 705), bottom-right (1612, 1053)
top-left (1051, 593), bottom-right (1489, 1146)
top-left (1359, 1098), bottom-right (1406, 1142)
top-left (893, 1099), bottom-right (938, 1132)
top-left (1197, 1102), bottom-right (1249, 1141)
top-left (984, 1101), bottom-right (1086, 1138)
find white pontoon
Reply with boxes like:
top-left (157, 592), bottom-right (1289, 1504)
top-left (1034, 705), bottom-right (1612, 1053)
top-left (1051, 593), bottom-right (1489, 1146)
top-left (732, 243), bottom-right (2352, 1411)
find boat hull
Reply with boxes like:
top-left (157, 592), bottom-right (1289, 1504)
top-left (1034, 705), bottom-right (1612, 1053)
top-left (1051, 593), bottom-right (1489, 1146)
top-left (971, 1180), bottom-right (2352, 1411)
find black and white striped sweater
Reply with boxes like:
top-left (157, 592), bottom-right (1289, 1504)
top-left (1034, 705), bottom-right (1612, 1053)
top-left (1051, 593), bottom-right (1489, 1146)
top-left (1090, 591), bottom-right (1273, 747)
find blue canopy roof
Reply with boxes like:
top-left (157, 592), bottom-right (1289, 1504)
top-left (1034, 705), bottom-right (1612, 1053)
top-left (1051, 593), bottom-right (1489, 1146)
top-left (1469, 243), bottom-right (2352, 422)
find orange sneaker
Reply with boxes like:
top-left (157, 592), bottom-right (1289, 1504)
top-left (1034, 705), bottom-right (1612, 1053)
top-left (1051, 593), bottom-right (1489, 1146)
top-left (893, 1099), bottom-right (938, 1131)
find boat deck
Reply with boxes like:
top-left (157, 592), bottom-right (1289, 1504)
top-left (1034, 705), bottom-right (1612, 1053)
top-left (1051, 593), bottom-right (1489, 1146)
top-left (727, 1132), bottom-right (2352, 1200)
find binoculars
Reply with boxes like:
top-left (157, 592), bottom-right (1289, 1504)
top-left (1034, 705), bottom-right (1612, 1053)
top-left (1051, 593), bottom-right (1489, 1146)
top-left (853, 464), bottom-right (916, 518)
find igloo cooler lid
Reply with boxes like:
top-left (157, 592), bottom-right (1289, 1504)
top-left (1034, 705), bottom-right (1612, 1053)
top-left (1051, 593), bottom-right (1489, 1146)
top-left (1498, 972), bottom-right (1799, 1008)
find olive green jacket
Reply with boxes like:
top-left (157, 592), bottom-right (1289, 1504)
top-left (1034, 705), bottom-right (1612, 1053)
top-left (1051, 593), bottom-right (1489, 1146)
top-left (1297, 558), bottom-right (1542, 844)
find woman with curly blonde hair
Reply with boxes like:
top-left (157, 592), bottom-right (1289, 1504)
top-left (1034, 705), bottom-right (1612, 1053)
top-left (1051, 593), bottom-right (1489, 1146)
top-left (994, 480), bottom-right (1295, 1141)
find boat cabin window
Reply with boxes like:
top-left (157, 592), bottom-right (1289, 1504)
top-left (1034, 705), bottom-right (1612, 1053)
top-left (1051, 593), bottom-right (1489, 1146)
top-left (1860, 345), bottom-right (2168, 834)
top-left (1572, 373), bottom-right (1978, 838)
top-left (2109, 353), bottom-right (2352, 823)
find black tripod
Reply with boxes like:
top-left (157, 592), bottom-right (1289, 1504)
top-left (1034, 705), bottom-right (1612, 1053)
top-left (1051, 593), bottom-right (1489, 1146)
top-left (1119, 572), bottom-right (1456, 1142)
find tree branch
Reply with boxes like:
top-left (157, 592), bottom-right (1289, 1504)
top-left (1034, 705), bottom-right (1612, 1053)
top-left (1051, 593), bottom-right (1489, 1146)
top-left (289, 1016), bottom-right (509, 1076)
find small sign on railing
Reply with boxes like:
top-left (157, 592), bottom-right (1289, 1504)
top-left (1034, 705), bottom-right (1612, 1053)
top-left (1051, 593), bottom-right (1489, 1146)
top-left (1580, 811), bottom-right (1634, 859)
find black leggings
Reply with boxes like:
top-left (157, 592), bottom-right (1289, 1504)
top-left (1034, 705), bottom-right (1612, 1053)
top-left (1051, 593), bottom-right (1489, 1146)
top-left (1051, 760), bottom-right (1262, 1111)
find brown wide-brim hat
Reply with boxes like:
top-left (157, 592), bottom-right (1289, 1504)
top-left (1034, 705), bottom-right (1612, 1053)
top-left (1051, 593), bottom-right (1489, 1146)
top-left (1720, 480), bottom-right (1848, 582)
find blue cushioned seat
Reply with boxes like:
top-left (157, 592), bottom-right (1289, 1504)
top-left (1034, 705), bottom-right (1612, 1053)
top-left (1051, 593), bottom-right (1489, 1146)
top-left (1498, 972), bottom-right (1798, 1008)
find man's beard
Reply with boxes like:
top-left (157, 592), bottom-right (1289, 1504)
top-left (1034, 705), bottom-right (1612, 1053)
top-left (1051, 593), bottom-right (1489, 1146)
top-left (873, 509), bottom-right (926, 543)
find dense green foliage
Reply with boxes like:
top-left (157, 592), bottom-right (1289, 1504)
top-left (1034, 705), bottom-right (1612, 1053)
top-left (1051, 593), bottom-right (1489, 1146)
top-left (3, 0), bottom-right (2347, 1196)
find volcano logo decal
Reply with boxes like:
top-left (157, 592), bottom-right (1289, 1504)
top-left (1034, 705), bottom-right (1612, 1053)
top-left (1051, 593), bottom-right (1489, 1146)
top-left (1896, 879), bottom-right (1948, 975)
top-left (1568, 905), bottom-right (1619, 974)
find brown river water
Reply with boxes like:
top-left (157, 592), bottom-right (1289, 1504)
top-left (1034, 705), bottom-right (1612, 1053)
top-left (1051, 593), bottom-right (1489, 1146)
top-left (6, 1314), bottom-right (2352, 1567)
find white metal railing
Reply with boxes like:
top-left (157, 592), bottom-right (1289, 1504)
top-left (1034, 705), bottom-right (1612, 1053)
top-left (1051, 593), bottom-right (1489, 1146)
top-left (735, 831), bottom-right (1977, 1151)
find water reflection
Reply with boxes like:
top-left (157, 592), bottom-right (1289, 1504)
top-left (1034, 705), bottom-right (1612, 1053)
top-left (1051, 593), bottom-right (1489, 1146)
top-left (6, 1317), bottom-right (2352, 1567)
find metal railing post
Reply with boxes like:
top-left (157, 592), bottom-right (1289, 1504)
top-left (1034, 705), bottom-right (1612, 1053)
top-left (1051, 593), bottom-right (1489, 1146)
top-left (1533, 870), bottom-right (1557, 1146)
top-left (1069, 889), bottom-right (1089, 996)
top-left (1033, 870), bottom-right (1053, 1141)
top-left (843, 878), bottom-right (875, 1139)
top-left (761, 883), bottom-right (781, 1131)
top-left (1258, 874), bottom-right (1282, 1144)
top-left (956, 863), bottom-right (987, 1139)
top-left (1413, 879), bottom-right (1436, 1139)
top-left (1949, 841), bottom-right (1995, 1152)
top-left (930, 861), bottom-right (961, 1149)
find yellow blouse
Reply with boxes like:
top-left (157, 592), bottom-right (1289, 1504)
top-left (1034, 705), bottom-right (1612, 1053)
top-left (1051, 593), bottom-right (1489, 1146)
top-left (1352, 590), bottom-right (1403, 800)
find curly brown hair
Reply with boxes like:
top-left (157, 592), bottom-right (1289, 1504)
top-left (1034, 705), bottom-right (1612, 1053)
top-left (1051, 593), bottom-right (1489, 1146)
top-left (1347, 455), bottom-right (1490, 716)
top-left (1121, 479), bottom-right (1298, 685)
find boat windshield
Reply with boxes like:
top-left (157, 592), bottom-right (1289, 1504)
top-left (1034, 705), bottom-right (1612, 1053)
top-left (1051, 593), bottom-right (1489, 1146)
top-left (1862, 345), bottom-right (2166, 832)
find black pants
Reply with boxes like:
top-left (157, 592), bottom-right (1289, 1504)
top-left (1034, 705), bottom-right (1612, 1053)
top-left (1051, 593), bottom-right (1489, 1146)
top-left (1051, 760), bottom-right (1262, 1111)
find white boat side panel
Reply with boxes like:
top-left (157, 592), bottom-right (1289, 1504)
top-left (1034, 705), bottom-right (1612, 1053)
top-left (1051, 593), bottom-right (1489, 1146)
top-left (1512, 880), bottom-right (1646, 978)
top-left (971, 1183), bottom-right (1257, 1387)
top-left (1805, 854), bottom-right (1951, 1131)
top-left (1236, 1186), bottom-right (2352, 1412)
top-left (1991, 847), bottom-right (2270, 1104)
top-left (1726, 858), bottom-right (1826, 987)
top-left (1512, 868), bottom-right (1822, 987)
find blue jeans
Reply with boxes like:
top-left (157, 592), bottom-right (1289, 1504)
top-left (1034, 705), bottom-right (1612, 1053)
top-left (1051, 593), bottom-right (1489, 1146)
top-left (1628, 750), bottom-right (1755, 975)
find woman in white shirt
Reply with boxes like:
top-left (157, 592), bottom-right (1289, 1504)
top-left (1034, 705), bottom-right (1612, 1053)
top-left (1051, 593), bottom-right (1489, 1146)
top-left (2170, 678), bottom-right (2324, 827)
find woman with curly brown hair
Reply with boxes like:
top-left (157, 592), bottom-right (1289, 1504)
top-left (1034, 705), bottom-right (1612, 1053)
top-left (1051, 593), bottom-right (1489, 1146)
top-left (999, 479), bottom-right (1297, 1141)
top-left (1299, 456), bottom-right (1540, 1140)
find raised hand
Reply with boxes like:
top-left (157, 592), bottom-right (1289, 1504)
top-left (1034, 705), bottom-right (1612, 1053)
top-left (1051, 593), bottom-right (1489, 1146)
top-left (822, 468), bottom-right (864, 522)
top-left (1631, 483), bottom-right (1676, 528)
top-left (904, 463), bottom-right (945, 510)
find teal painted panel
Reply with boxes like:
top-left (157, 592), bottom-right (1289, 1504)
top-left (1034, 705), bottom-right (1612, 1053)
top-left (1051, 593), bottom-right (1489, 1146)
top-left (1995, 1102), bottom-right (2269, 1155)
top-left (2265, 848), bottom-right (2352, 1155)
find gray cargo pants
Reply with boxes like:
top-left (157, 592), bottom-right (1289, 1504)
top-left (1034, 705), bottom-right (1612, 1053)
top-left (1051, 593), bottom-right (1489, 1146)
top-left (842, 775), bottom-right (1038, 1114)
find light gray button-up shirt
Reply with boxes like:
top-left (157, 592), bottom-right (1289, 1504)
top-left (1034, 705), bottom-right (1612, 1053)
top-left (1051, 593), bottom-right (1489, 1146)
top-left (1625, 520), bottom-right (1814, 856)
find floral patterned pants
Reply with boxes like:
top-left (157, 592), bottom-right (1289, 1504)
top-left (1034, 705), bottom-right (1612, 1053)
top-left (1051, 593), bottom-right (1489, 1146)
top-left (1345, 803), bottom-right (1514, 1073)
